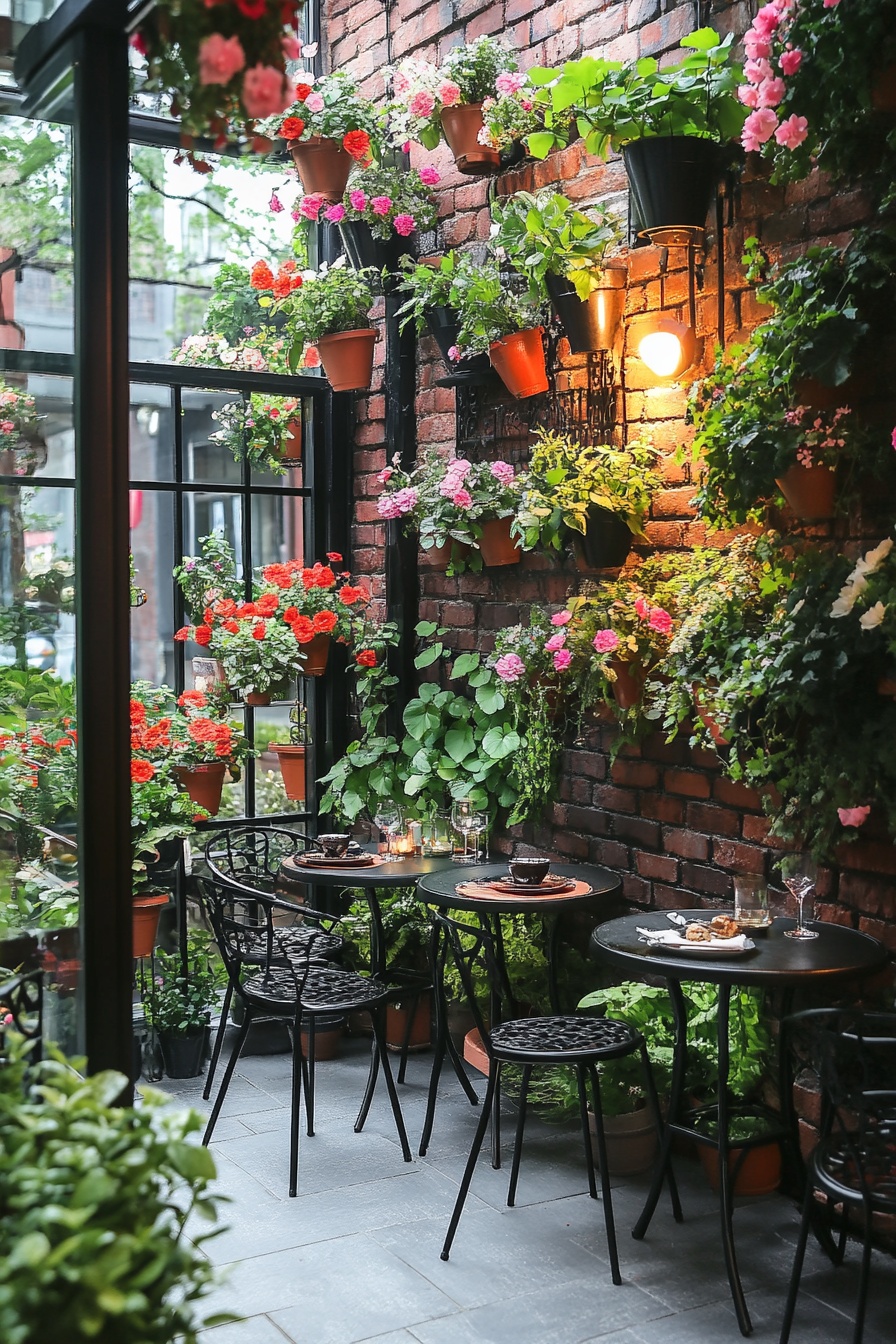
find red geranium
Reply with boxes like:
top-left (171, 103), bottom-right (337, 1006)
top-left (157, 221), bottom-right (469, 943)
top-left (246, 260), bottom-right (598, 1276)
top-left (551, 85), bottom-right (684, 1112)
top-left (313, 610), bottom-right (338, 634)
top-left (343, 130), bottom-right (371, 160)
top-left (173, 627), bottom-right (190, 642)
top-left (236, 602), bottom-right (257, 618)
top-left (252, 622), bottom-right (267, 640)
top-left (131, 759), bottom-right (155, 783)
top-left (338, 584), bottom-right (366, 606)
top-left (281, 115), bottom-right (304, 140)
top-left (293, 83), bottom-right (312, 102)
top-left (291, 614), bottom-right (315, 643)
top-left (356, 649), bottom-right (377, 668)
top-left (250, 260), bottom-right (274, 290)
top-left (178, 690), bottom-right (208, 708)
top-left (327, 552), bottom-right (343, 562)
top-left (235, 0), bottom-right (267, 18)
top-left (194, 625), bottom-right (212, 646)
top-left (255, 593), bottom-right (280, 617)
top-left (130, 699), bottom-right (147, 722)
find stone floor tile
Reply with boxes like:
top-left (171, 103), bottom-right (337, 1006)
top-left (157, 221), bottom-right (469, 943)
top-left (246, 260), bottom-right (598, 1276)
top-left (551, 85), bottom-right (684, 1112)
top-left (199, 1313), bottom-right (294, 1344)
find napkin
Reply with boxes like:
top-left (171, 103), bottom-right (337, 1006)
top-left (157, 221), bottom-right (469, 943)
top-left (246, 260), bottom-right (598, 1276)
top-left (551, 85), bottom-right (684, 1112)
top-left (636, 927), bottom-right (751, 952)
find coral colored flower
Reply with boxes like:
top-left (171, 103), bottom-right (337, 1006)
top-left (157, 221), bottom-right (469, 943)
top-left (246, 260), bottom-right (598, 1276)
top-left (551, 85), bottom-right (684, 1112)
top-left (325, 203), bottom-right (346, 222)
top-left (754, 3), bottom-right (783, 34)
top-left (343, 129), bottom-right (371, 160)
top-left (779, 49), bottom-right (803, 76)
top-left (173, 626), bottom-right (190, 642)
top-left (198, 33), bottom-right (246, 87)
top-left (327, 552), bottom-right (343, 563)
top-left (252, 622), bottom-right (267, 640)
top-left (299, 193), bottom-right (325, 220)
top-left (544, 632), bottom-right (566, 652)
top-left (130, 699), bottom-right (147, 721)
top-left (304, 91), bottom-right (325, 113)
top-left (281, 115), bottom-right (304, 140)
top-left (758, 77), bottom-right (786, 108)
top-left (447, 345), bottom-right (460, 361)
top-left (178, 690), bottom-right (207, 708)
top-left (194, 625), bottom-right (212, 646)
top-left (891, 426), bottom-right (896, 450)
top-left (742, 108), bottom-right (779, 152)
top-left (823, 0), bottom-right (840, 8)
top-left (242, 65), bottom-right (291, 120)
top-left (774, 114), bottom-right (809, 149)
top-left (495, 653), bottom-right (525, 683)
top-left (634, 598), bottom-right (649, 619)
top-left (489, 460), bottom-right (515, 485)
top-left (131, 760), bottom-right (155, 783)
top-left (495, 71), bottom-right (527, 94)
top-left (838, 805), bottom-right (870, 827)
top-left (437, 80), bottom-right (461, 107)
top-left (393, 213), bottom-right (416, 236)
top-left (292, 615), bottom-right (315, 642)
top-left (452, 489), bottom-right (472, 508)
top-left (592, 630), bottom-right (620, 654)
top-left (648, 607), bottom-right (673, 635)
top-left (551, 610), bottom-right (572, 626)
top-left (313, 609), bottom-right (339, 633)
top-left (338, 584), bottom-right (365, 605)
top-left (315, 566), bottom-right (335, 588)
top-left (250, 260), bottom-right (274, 290)
top-left (294, 83), bottom-right (313, 102)
top-left (553, 649), bottom-right (572, 672)
top-left (409, 89), bottom-right (436, 118)
top-left (349, 189), bottom-right (368, 211)
top-left (255, 593), bottom-right (280, 616)
top-left (235, 0), bottom-right (266, 17)
top-left (371, 195), bottom-right (393, 216)
top-left (418, 165), bottom-right (440, 185)
top-left (356, 649), bottom-right (377, 668)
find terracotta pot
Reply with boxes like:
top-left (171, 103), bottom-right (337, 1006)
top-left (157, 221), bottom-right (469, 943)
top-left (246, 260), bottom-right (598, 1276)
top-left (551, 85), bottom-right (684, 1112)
top-left (174, 762), bottom-right (226, 816)
top-left (298, 632), bottom-right (331, 677)
top-left (691, 683), bottom-right (729, 747)
top-left (317, 328), bottom-right (377, 392)
top-left (488, 328), bottom-right (548, 399)
top-left (421, 539), bottom-right (470, 570)
top-left (272, 743), bottom-right (306, 801)
top-left (545, 265), bottom-right (627, 354)
top-left (191, 657), bottom-right (229, 696)
top-left (245, 691), bottom-right (271, 707)
top-left (289, 135), bottom-right (352, 202)
top-left (478, 516), bottom-right (521, 568)
top-left (877, 676), bottom-right (896, 697)
top-left (280, 418), bottom-right (302, 461)
top-left (463, 1026), bottom-right (489, 1076)
top-left (775, 464), bottom-right (836, 521)
top-left (589, 1103), bottom-right (659, 1176)
top-left (386, 994), bottom-right (432, 1052)
top-left (301, 1012), bottom-right (344, 1060)
top-left (698, 1139), bottom-right (782, 1196)
top-left (608, 658), bottom-right (644, 710)
top-left (439, 103), bottom-right (501, 174)
top-left (871, 62), bottom-right (896, 115)
top-left (132, 892), bottom-right (168, 960)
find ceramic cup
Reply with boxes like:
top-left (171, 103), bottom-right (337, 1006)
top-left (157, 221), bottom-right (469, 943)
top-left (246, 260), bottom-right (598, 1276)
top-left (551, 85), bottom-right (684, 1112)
top-left (318, 833), bottom-right (351, 858)
top-left (509, 857), bottom-right (551, 885)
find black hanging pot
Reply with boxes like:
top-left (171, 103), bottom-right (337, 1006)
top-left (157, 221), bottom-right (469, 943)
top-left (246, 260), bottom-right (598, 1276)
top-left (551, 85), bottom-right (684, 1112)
top-left (573, 506), bottom-right (634, 571)
top-left (144, 836), bottom-right (183, 883)
top-left (159, 1028), bottom-right (206, 1079)
top-left (545, 265), bottom-right (627, 354)
top-left (423, 306), bottom-right (492, 383)
top-left (338, 218), bottom-right (414, 276)
top-left (622, 136), bottom-right (722, 235)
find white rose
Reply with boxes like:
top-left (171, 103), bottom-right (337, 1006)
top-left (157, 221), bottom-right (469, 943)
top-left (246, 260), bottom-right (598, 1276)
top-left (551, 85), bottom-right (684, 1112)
top-left (859, 601), bottom-right (887, 630)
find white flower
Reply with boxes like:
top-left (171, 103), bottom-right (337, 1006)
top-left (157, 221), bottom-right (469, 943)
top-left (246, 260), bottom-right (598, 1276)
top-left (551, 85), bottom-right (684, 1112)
top-left (830, 574), bottom-right (868, 618)
top-left (791, 598), bottom-right (805, 616)
top-left (851, 536), bottom-right (894, 580)
top-left (859, 601), bottom-right (887, 630)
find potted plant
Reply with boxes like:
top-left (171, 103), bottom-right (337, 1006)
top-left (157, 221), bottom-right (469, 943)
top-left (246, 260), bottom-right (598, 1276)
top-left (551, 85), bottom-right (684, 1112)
top-left (161, 689), bottom-right (252, 816)
top-left (264, 259), bottom-right (377, 391)
top-left (395, 251), bottom-right (493, 382)
top-left (341, 886), bottom-right (433, 1050)
top-left (376, 449), bottom-right (482, 572)
top-left (212, 392), bottom-right (303, 475)
top-left (567, 581), bottom-right (676, 716)
top-left (0, 382), bottom-right (43, 476)
top-left (267, 71), bottom-right (382, 201)
top-left (479, 70), bottom-right (556, 158)
top-left (297, 163), bottom-right (440, 276)
top-left (255, 553), bottom-right (371, 677)
top-left (146, 932), bottom-right (222, 1079)
top-left (450, 257), bottom-right (549, 398)
top-left (513, 428), bottom-right (657, 569)
top-left (490, 190), bottom-right (625, 353)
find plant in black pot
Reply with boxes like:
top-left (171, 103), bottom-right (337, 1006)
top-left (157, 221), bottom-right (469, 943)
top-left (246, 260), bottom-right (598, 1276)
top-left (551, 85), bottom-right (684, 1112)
top-left (327, 162), bottom-right (439, 278)
top-left (490, 189), bottom-right (625, 353)
top-left (395, 250), bottom-right (493, 382)
top-left (146, 932), bottom-right (223, 1080)
top-left (513, 427), bottom-right (657, 570)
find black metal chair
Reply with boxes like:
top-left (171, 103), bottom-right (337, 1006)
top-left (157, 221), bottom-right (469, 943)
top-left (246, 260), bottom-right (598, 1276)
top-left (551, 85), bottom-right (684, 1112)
top-left (781, 1009), bottom-right (896, 1344)
top-left (432, 909), bottom-right (674, 1278)
top-left (0, 968), bottom-right (43, 1062)
top-left (196, 873), bottom-right (411, 1196)
top-left (201, 826), bottom-right (345, 1106)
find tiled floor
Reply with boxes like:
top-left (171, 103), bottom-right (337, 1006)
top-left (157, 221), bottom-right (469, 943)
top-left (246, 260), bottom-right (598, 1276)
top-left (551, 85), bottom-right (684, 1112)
top-left (158, 1031), bottom-right (896, 1344)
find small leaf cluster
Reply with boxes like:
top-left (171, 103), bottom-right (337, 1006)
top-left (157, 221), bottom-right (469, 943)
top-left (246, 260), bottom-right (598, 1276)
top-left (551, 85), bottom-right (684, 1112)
top-left (270, 260), bottom-right (375, 349)
top-left (490, 189), bottom-right (620, 301)
top-left (145, 931), bottom-right (223, 1037)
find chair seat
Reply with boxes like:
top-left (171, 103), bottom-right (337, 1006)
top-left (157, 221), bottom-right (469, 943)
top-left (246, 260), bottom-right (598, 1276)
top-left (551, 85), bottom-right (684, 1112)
top-left (814, 1132), bottom-right (896, 1212)
top-left (241, 965), bottom-right (389, 1015)
top-left (490, 1015), bottom-right (641, 1061)
top-left (247, 925), bottom-right (343, 961)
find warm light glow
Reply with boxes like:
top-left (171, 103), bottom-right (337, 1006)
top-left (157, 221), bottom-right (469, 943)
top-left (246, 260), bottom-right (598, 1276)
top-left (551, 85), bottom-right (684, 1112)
top-left (638, 330), bottom-right (685, 378)
top-left (630, 314), bottom-right (697, 381)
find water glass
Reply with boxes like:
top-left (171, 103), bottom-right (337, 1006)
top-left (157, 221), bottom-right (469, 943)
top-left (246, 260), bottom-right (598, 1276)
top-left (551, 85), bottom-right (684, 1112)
top-left (733, 876), bottom-right (770, 928)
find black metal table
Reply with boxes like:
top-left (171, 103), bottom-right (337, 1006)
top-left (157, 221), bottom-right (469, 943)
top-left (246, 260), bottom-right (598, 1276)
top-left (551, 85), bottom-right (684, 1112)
top-left (591, 911), bottom-right (889, 1336)
top-left (416, 861), bottom-right (622, 1157)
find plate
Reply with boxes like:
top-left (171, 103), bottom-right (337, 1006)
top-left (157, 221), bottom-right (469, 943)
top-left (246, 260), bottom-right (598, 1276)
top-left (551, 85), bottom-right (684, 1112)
top-left (660, 937), bottom-right (755, 957)
top-left (295, 853), bottom-right (377, 869)
top-left (488, 878), bottom-right (578, 896)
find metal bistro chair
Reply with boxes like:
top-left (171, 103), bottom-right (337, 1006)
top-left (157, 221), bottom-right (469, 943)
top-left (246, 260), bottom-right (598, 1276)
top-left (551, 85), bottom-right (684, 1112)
top-left (0, 968), bottom-right (43, 1062)
top-left (433, 909), bottom-right (675, 1278)
top-left (196, 873), bottom-right (411, 1197)
top-left (781, 1009), bottom-right (896, 1344)
top-left (202, 826), bottom-right (345, 1108)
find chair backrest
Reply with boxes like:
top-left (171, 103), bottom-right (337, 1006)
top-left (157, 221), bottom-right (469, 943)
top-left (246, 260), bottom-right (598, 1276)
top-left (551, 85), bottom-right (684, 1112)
top-left (431, 909), bottom-right (517, 1062)
top-left (788, 1008), bottom-right (896, 1144)
top-left (0, 969), bottom-right (43, 1063)
top-left (195, 873), bottom-right (320, 997)
top-left (203, 825), bottom-right (318, 893)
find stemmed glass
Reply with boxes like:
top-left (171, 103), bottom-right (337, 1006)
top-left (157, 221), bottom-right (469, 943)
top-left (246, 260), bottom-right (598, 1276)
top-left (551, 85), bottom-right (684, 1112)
top-left (467, 810), bottom-right (489, 862)
top-left (374, 804), bottom-right (403, 863)
top-left (450, 798), bottom-right (474, 863)
top-left (783, 855), bottom-right (819, 940)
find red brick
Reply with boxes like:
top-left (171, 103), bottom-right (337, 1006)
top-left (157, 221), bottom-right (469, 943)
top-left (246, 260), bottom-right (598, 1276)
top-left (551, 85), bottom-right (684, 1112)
top-left (639, 793), bottom-right (686, 824)
top-left (712, 841), bottom-right (767, 875)
top-left (681, 863), bottom-right (732, 899)
top-left (685, 802), bottom-right (740, 837)
top-left (663, 829), bottom-right (711, 861)
top-left (636, 852), bottom-right (679, 882)
top-left (590, 839), bottom-right (630, 870)
top-left (652, 884), bottom-right (702, 911)
top-left (552, 830), bottom-right (590, 861)
top-left (713, 777), bottom-right (763, 810)
top-left (621, 873), bottom-right (652, 904)
top-left (837, 872), bottom-right (896, 919)
top-left (611, 814), bottom-right (661, 848)
top-left (611, 759), bottom-right (660, 789)
top-left (593, 784), bottom-right (638, 813)
top-left (665, 769), bottom-right (712, 799)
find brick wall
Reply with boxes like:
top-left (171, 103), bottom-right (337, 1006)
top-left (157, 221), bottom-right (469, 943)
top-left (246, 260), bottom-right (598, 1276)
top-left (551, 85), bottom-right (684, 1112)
top-left (322, 0), bottom-right (896, 972)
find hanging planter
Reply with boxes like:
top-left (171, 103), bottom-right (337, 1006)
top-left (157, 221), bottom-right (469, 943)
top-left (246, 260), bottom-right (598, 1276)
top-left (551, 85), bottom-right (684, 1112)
top-left (488, 328), bottom-right (548, 399)
top-left (317, 328), bottom-right (377, 392)
top-left (280, 418), bottom-right (302, 462)
top-left (244, 691), bottom-right (271, 707)
top-left (174, 762), bottom-right (226, 816)
top-left (574, 506), bottom-right (633, 572)
top-left (272, 743), bottom-right (306, 800)
top-left (289, 137), bottom-right (353, 203)
top-left (421, 539), bottom-right (471, 571)
top-left (440, 104), bottom-right (501, 175)
top-left (339, 219), bottom-right (414, 275)
top-left (775, 464), bottom-right (836, 520)
top-left (299, 633), bottom-right (331, 677)
top-left (424, 306), bottom-right (492, 382)
top-left (622, 137), bottom-right (721, 234)
top-left (608, 658), bottom-right (644, 710)
top-left (132, 892), bottom-right (168, 960)
top-left (545, 266), bottom-right (627, 354)
top-left (478, 516), bottom-right (521, 568)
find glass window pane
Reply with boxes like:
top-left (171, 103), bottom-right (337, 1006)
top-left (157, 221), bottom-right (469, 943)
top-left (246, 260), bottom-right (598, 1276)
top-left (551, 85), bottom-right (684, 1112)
top-left (253, 705), bottom-right (306, 817)
top-left (183, 387), bottom-right (243, 485)
top-left (130, 383), bottom-right (175, 482)
top-left (251, 490), bottom-right (306, 571)
top-left (131, 489), bottom-right (177, 687)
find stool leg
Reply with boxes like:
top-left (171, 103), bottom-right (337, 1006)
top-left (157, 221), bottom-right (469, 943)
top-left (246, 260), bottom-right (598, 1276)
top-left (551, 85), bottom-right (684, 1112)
top-left (304, 1015), bottom-right (316, 1137)
top-left (853, 1195), bottom-right (873, 1344)
top-left (288, 1011), bottom-right (304, 1198)
top-left (779, 1167), bottom-right (816, 1344)
top-left (491, 1062), bottom-right (502, 1170)
top-left (203, 1012), bottom-right (251, 1146)
top-left (203, 980), bottom-right (233, 1102)
top-left (507, 1063), bottom-right (532, 1208)
top-left (419, 1035), bottom-right (445, 1157)
top-left (588, 1063), bottom-right (622, 1286)
top-left (577, 1064), bottom-right (597, 1200)
top-left (441, 1066), bottom-right (497, 1262)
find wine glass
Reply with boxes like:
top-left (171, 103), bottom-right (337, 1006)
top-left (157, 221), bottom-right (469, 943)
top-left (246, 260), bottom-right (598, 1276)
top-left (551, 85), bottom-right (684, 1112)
top-left (783, 855), bottom-right (819, 940)
top-left (450, 798), bottom-right (474, 863)
top-left (374, 804), bottom-right (403, 863)
top-left (467, 811), bottom-right (489, 862)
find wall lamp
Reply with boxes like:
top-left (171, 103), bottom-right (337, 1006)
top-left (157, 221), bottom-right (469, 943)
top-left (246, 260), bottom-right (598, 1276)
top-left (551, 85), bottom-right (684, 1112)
top-left (628, 228), bottom-right (703, 383)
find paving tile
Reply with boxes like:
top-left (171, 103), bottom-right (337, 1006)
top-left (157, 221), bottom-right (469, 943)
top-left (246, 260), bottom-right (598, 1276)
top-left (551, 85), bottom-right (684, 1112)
top-left (199, 1313), bottom-right (293, 1344)
top-left (214, 1119), bottom-right (416, 1199)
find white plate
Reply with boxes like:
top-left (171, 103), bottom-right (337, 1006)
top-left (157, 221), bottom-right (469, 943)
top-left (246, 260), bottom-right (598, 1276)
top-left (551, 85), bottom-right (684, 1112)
top-left (658, 937), bottom-right (755, 957)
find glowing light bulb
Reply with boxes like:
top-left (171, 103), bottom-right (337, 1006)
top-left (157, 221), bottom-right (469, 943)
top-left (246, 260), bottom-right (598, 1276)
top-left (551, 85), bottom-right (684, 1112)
top-left (629, 314), bottom-right (696, 381)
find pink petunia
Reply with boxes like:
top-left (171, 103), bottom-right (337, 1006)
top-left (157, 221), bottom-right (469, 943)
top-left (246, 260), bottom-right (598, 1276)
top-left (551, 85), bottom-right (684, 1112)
top-left (242, 65), bottom-right (291, 119)
top-left (489, 460), bottom-right (515, 485)
top-left (418, 165), bottom-right (440, 185)
top-left (779, 49), bottom-right (803, 76)
top-left (299, 193), bottom-right (325, 220)
top-left (377, 467), bottom-right (393, 483)
top-left (738, 84), bottom-right (760, 109)
top-left (447, 345), bottom-right (460, 361)
top-left (758, 77), bottom-right (786, 108)
top-left (349, 189), bottom-right (368, 211)
top-left (282, 35), bottom-right (301, 61)
top-left (495, 71), bottom-right (527, 95)
top-left (377, 495), bottom-right (402, 520)
top-left (393, 213), bottom-right (416, 236)
top-left (269, 192), bottom-right (284, 213)
top-left (742, 107), bottom-right (779, 152)
top-left (544, 632), bottom-right (566, 653)
top-left (495, 653), bottom-right (525, 683)
top-left (325, 203), bottom-right (346, 222)
top-left (452, 489), bottom-right (473, 508)
top-left (553, 649), bottom-right (573, 672)
top-left (592, 630), bottom-right (619, 654)
top-left (891, 426), bottom-right (896, 450)
top-left (634, 598), bottom-right (649, 619)
top-left (409, 89), bottom-right (436, 118)
top-left (648, 607), bottom-right (673, 635)
top-left (198, 33), bottom-right (246, 87)
top-left (371, 195), bottom-right (393, 216)
top-left (838, 805), bottom-right (870, 827)
top-left (0, 419), bottom-right (13, 433)
top-left (436, 80), bottom-right (461, 107)
top-left (551, 610), bottom-right (572, 626)
top-left (304, 91), bottom-right (325, 113)
top-left (753, 3), bottom-right (783, 35)
top-left (393, 487), bottom-right (418, 514)
top-left (774, 114), bottom-right (809, 149)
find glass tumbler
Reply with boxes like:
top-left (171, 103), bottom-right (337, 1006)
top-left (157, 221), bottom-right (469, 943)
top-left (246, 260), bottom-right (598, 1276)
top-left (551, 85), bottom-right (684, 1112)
top-left (733, 875), bottom-right (770, 928)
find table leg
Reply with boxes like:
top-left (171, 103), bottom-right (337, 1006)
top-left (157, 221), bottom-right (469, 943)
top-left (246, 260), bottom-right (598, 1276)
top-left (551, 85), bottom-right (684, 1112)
top-left (633, 976), bottom-right (688, 1240)
top-left (717, 985), bottom-right (752, 1336)
top-left (419, 915), bottom-right (478, 1158)
top-left (546, 913), bottom-right (563, 1013)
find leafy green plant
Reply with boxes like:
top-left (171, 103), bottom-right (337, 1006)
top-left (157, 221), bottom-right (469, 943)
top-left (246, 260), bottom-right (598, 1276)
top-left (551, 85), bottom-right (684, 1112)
top-left (200, 261), bottom-right (281, 347)
top-left (578, 981), bottom-right (676, 1116)
top-left (265, 71), bottom-right (383, 155)
top-left (450, 257), bottom-right (547, 357)
top-left (173, 530), bottom-right (238, 626)
top-left (0, 1036), bottom-right (229, 1343)
top-left (145, 932), bottom-right (221, 1037)
top-left (490, 189), bottom-right (620, 301)
top-left (394, 249), bottom-right (482, 335)
top-left (340, 886), bottom-right (430, 975)
top-left (267, 259), bottom-right (374, 356)
top-left (211, 393), bottom-right (302, 477)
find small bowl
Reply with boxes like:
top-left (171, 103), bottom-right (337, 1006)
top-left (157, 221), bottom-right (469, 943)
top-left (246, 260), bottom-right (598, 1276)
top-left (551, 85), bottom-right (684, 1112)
top-left (509, 858), bottom-right (551, 885)
top-left (318, 833), bottom-right (351, 858)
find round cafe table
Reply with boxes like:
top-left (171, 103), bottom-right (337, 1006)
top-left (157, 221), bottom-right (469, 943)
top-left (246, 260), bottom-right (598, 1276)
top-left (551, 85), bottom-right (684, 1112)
top-left (591, 910), bottom-right (889, 1337)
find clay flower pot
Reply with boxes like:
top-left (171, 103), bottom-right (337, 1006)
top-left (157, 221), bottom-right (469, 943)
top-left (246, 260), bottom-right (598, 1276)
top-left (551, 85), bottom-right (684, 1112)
top-left (608, 657), bottom-right (644, 710)
top-left (488, 328), bottom-right (548, 399)
top-left (272, 743), bottom-right (306, 800)
top-left (280, 418), bottom-right (302, 461)
top-left (478, 516), bottom-right (521, 568)
top-left (421, 540), bottom-right (471, 571)
top-left (440, 103), bottom-right (501, 174)
top-left (589, 1103), bottom-right (659, 1176)
top-left (244, 691), bottom-right (271, 707)
top-left (132, 892), bottom-right (168, 960)
top-left (299, 633), bottom-right (331, 677)
top-left (317, 328), bottom-right (377, 392)
top-left (385, 994), bottom-right (432, 1052)
top-left (698, 1139), bottom-right (782, 1196)
top-left (174, 762), bottom-right (226, 816)
top-left (289, 135), bottom-right (352, 202)
top-left (775, 464), bottom-right (836, 520)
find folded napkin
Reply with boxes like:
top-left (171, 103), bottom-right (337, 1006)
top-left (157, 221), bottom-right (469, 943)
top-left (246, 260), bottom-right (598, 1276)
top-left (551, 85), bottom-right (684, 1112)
top-left (636, 927), bottom-right (751, 952)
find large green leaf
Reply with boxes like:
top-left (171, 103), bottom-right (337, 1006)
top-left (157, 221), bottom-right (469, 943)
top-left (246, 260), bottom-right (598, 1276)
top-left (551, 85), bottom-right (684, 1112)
top-left (475, 683), bottom-right (506, 714)
top-left (444, 726), bottom-right (475, 763)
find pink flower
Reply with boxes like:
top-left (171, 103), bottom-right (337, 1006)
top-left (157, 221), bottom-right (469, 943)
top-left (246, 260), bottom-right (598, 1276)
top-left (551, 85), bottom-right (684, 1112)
top-left (838, 805), bottom-right (871, 827)
top-left (325, 203), bottom-right (346, 222)
top-left (774, 114), bottom-right (809, 149)
top-left (452, 489), bottom-right (473, 508)
top-left (744, 58), bottom-right (773, 85)
top-left (553, 649), bottom-right (573, 672)
top-left (634, 598), bottom-right (649, 619)
top-left (282, 35), bottom-right (301, 61)
top-left (754, 3), bottom-right (783, 34)
top-left (592, 630), bottom-right (619, 654)
top-left (742, 107), bottom-right (779, 152)
top-left (392, 71), bottom-right (410, 98)
top-left (269, 192), bottom-right (284, 213)
top-left (377, 467), bottom-right (394, 483)
top-left (779, 49), bottom-right (803, 76)
top-left (447, 458), bottom-right (471, 479)
top-left (299, 193), bottom-right (325, 220)
top-left (495, 653), bottom-right (525, 683)
top-left (304, 92), bottom-right (325, 113)
top-left (758, 77), bottom-right (786, 107)
top-left (418, 165), bottom-right (440, 185)
top-left (409, 89), bottom-right (436, 118)
top-left (891, 426), bottom-right (896, 450)
top-left (393, 487), bottom-right (418, 514)
top-left (198, 33), bottom-right (246, 87)
top-left (544, 632), bottom-right (566, 653)
top-left (377, 496), bottom-right (402, 520)
top-left (447, 345), bottom-right (460, 362)
top-left (436, 80), bottom-right (461, 107)
top-left (738, 84), bottom-right (760, 109)
top-left (551, 610), bottom-right (572, 626)
top-left (242, 65), bottom-right (291, 119)
top-left (393, 213), bottom-right (416, 236)
top-left (744, 31), bottom-right (772, 61)
top-left (349, 189), bottom-right (368, 211)
top-left (371, 195), bottom-right (393, 216)
top-left (648, 607), bottom-right (673, 635)
top-left (496, 71), bottom-right (527, 95)
top-left (823, 0), bottom-right (840, 7)
top-left (0, 419), bottom-right (13, 433)
top-left (521, 99), bottom-right (533, 111)
top-left (489, 460), bottom-right (515, 485)
top-left (303, 345), bottom-right (321, 368)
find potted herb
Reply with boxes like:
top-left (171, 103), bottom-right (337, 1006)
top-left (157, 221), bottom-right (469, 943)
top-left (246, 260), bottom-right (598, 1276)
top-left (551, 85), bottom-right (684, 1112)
top-left (450, 257), bottom-right (549, 398)
top-left (297, 163), bottom-right (440, 275)
top-left (490, 190), bottom-right (625, 353)
top-left (394, 251), bottom-right (492, 382)
top-left (268, 71), bottom-right (381, 201)
top-left (146, 932), bottom-right (222, 1079)
top-left (513, 428), bottom-right (656, 569)
top-left (265, 259), bottom-right (377, 391)
top-left (212, 392), bottom-right (302, 475)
